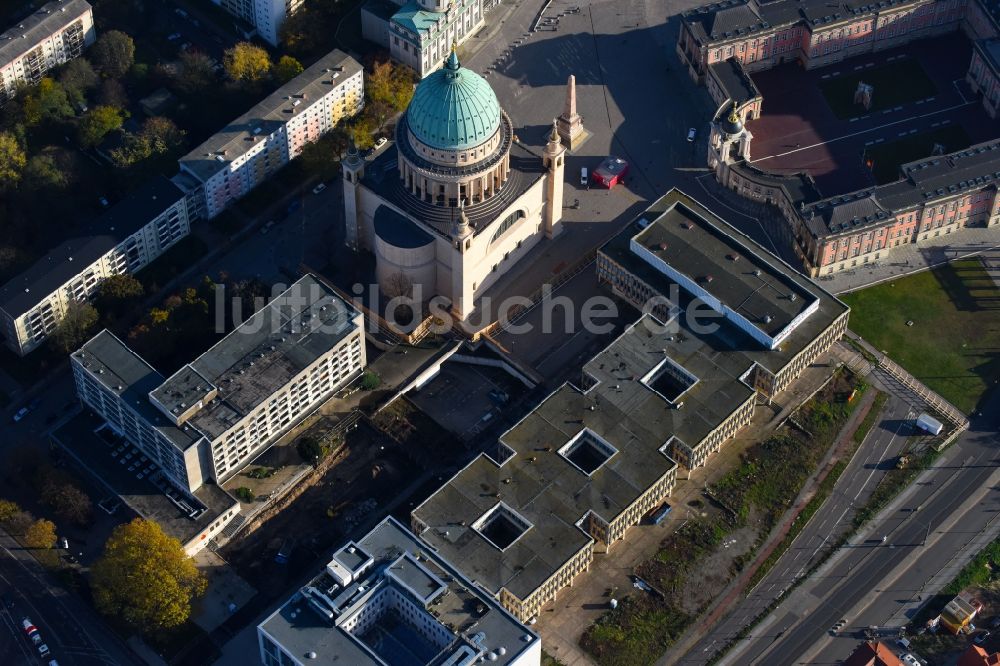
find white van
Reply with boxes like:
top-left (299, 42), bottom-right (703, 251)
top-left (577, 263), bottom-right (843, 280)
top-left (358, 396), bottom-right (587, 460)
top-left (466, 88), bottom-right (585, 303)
top-left (580, 167), bottom-right (588, 185)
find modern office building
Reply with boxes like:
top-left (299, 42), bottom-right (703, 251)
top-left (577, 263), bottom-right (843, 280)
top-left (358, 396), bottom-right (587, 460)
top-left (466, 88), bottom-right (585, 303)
top-left (211, 0), bottom-right (303, 46)
top-left (0, 0), bottom-right (95, 99)
top-left (178, 50), bottom-right (363, 219)
top-left (343, 49), bottom-right (565, 319)
top-left (0, 176), bottom-right (190, 356)
top-left (258, 517), bottom-right (541, 666)
top-left (361, 0), bottom-right (484, 78)
top-left (412, 190), bottom-right (849, 623)
top-left (71, 274), bottom-right (366, 494)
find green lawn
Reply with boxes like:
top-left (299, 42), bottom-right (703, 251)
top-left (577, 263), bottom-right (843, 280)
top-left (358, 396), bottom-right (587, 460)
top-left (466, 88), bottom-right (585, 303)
top-left (841, 258), bottom-right (1000, 413)
top-left (820, 58), bottom-right (937, 119)
top-left (864, 125), bottom-right (971, 184)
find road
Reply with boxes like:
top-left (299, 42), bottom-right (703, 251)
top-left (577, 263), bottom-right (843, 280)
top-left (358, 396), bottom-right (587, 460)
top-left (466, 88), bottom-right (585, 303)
top-left (0, 533), bottom-right (138, 666)
top-left (678, 378), bottom-right (918, 663)
top-left (720, 386), bottom-right (1000, 665)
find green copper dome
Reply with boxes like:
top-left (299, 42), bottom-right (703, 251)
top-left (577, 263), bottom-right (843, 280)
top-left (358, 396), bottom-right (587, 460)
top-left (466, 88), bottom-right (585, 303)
top-left (406, 51), bottom-right (502, 151)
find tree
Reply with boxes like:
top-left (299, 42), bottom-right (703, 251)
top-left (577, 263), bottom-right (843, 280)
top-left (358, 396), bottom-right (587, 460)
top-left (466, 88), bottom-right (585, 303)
top-left (367, 60), bottom-right (415, 113)
top-left (58, 58), bottom-right (98, 106)
top-left (36, 467), bottom-right (92, 526)
top-left (348, 114), bottom-right (375, 149)
top-left (361, 371), bottom-right (381, 390)
top-left (24, 154), bottom-right (67, 190)
top-left (91, 30), bottom-right (135, 78)
top-left (50, 301), bottom-right (98, 354)
top-left (0, 132), bottom-right (26, 188)
top-left (97, 273), bottom-right (144, 302)
top-left (0, 499), bottom-right (21, 523)
top-left (7, 511), bottom-right (34, 535)
top-left (234, 487), bottom-right (254, 503)
top-left (297, 436), bottom-right (324, 463)
top-left (77, 105), bottom-right (128, 148)
top-left (223, 42), bottom-right (271, 83)
top-left (23, 78), bottom-right (73, 125)
top-left (24, 519), bottom-right (57, 549)
top-left (273, 55), bottom-right (303, 83)
top-left (111, 117), bottom-right (186, 168)
top-left (175, 50), bottom-right (215, 94)
top-left (299, 128), bottom-right (349, 180)
top-left (98, 78), bottom-right (128, 108)
top-left (91, 519), bottom-right (207, 631)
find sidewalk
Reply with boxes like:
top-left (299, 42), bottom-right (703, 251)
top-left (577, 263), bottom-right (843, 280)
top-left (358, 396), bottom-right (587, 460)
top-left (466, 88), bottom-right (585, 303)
top-left (825, 226), bottom-right (1000, 295)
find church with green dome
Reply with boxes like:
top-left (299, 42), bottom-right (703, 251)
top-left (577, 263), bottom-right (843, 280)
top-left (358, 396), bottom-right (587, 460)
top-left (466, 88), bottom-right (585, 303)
top-left (343, 50), bottom-right (567, 319)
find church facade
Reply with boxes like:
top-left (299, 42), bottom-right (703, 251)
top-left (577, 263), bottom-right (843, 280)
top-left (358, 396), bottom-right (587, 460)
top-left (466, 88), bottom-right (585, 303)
top-left (343, 50), bottom-right (565, 318)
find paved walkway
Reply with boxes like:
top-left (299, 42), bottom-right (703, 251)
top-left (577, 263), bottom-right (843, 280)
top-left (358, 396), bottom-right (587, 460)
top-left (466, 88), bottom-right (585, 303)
top-left (533, 355), bottom-right (840, 666)
top-left (823, 226), bottom-right (1000, 295)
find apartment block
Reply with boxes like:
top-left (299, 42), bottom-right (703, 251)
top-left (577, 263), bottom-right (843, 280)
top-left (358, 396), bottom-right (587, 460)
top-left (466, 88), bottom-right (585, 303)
top-left (178, 50), bottom-right (363, 219)
top-left (0, 0), bottom-right (95, 98)
top-left (72, 275), bottom-right (365, 494)
top-left (362, 0), bottom-right (484, 78)
top-left (258, 517), bottom-right (541, 666)
top-left (0, 176), bottom-right (190, 356)
top-left (211, 0), bottom-right (304, 45)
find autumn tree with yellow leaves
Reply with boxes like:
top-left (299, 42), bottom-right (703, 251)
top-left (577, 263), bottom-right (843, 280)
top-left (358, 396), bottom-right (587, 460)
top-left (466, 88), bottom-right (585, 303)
top-left (91, 519), bottom-right (207, 631)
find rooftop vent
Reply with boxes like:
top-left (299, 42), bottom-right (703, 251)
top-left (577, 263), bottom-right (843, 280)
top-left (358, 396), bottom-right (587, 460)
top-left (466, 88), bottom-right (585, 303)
top-left (763, 315), bottom-right (773, 324)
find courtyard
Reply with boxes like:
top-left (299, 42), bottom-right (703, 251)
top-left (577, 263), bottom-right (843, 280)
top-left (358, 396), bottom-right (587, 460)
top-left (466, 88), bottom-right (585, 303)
top-left (747, 33), bottom-right (997, 195)
top-left (841, 257), bottom-right (1000, 413)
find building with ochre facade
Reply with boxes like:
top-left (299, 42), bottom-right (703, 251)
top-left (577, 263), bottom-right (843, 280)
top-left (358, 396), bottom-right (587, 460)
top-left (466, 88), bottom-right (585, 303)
top-left (344, 49), bottom-right (565, 319)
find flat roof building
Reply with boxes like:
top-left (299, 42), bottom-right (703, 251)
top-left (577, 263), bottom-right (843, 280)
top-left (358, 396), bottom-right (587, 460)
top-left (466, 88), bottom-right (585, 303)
top-left (178, 50), bottom-right (363, 219)
top-left (71, 276), bottom-right (365, 553)
top-left (0, 176), bottom-right (191, 355)
top-left (0, 0), bottom-right (95, 98)
top-left (413, 191), bottom-right (849, 622)
top-left (258, 517), bottom-right (541, 666)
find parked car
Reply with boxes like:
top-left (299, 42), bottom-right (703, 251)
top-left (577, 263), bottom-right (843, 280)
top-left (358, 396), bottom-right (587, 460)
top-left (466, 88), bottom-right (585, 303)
top-left (312, 183), bottom-right (327, 195)
top-left (373, 137), bottom-right (388, 150)
top-left (275, 538), bottom-right (295, 564)
top-left (580, 167), bottom-right (588, 185)
top-left (260, 221), bottom-right (276, 235)
top-left (167, 32), bottom-right (181, 41)
top-left (900, 655), bottom-right (919, 666)
top-left (687, 127), bottom-right (697, 142)
top-left (976, 631), bottom-right (991, 645)
top-left (12, 407), bottom-right (29, 422)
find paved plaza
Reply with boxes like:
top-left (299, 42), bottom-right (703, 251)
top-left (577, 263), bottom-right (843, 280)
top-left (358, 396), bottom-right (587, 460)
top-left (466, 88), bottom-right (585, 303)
top-left (747, 34), bottom-right (997, 195)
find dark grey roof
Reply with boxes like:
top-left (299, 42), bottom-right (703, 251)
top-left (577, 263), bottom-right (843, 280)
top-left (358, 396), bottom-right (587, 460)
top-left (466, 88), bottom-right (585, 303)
top-left (682, 0), bottom-right (925, 44)
top-left (800, 137), bottom-right (1000, 238)
top-left (258, 517), bottom-right (537, 666)
top-left (361, 0), bottom-right (399, 21)
top-left (151, 275), bottom-right (360, 442)
top-left (373, 204), bottom-right (434, 248)
top-left (0, 176), bottom-right (185, 318)
top-left (179, 50), bottom-right (362, 182)
top-left (0, 0), bottom-right (91, 65)
top-left (709, 58), bottom-right (761, 105)
top-left (631, 201), bottom-right (817, 338)
top-left (73, 330), bottom-right (200, 451)
top-left (599, 189), bottom-right (848, 374)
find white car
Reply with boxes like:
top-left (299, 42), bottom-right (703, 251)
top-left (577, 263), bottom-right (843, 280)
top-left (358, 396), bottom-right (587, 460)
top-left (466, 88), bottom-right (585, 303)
top-left (373, 137), bottom-right (388, 150)
top-left (12, 407), bottom-right (29, 422)
top-left (686, 127), bottom-right (697, 142)
top-left (312, 183), bottom-right (327, 195)
top-left (900, 654), bottom-right (919, 666)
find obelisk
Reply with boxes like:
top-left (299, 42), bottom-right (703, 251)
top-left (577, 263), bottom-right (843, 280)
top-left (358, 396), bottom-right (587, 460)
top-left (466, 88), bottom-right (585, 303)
top-left (556, 74), bottom-right (588, 151)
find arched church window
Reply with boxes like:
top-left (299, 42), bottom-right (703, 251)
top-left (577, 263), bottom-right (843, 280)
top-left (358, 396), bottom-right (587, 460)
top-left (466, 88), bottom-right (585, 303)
top-left (491, 209), bottom-right (526, 243)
